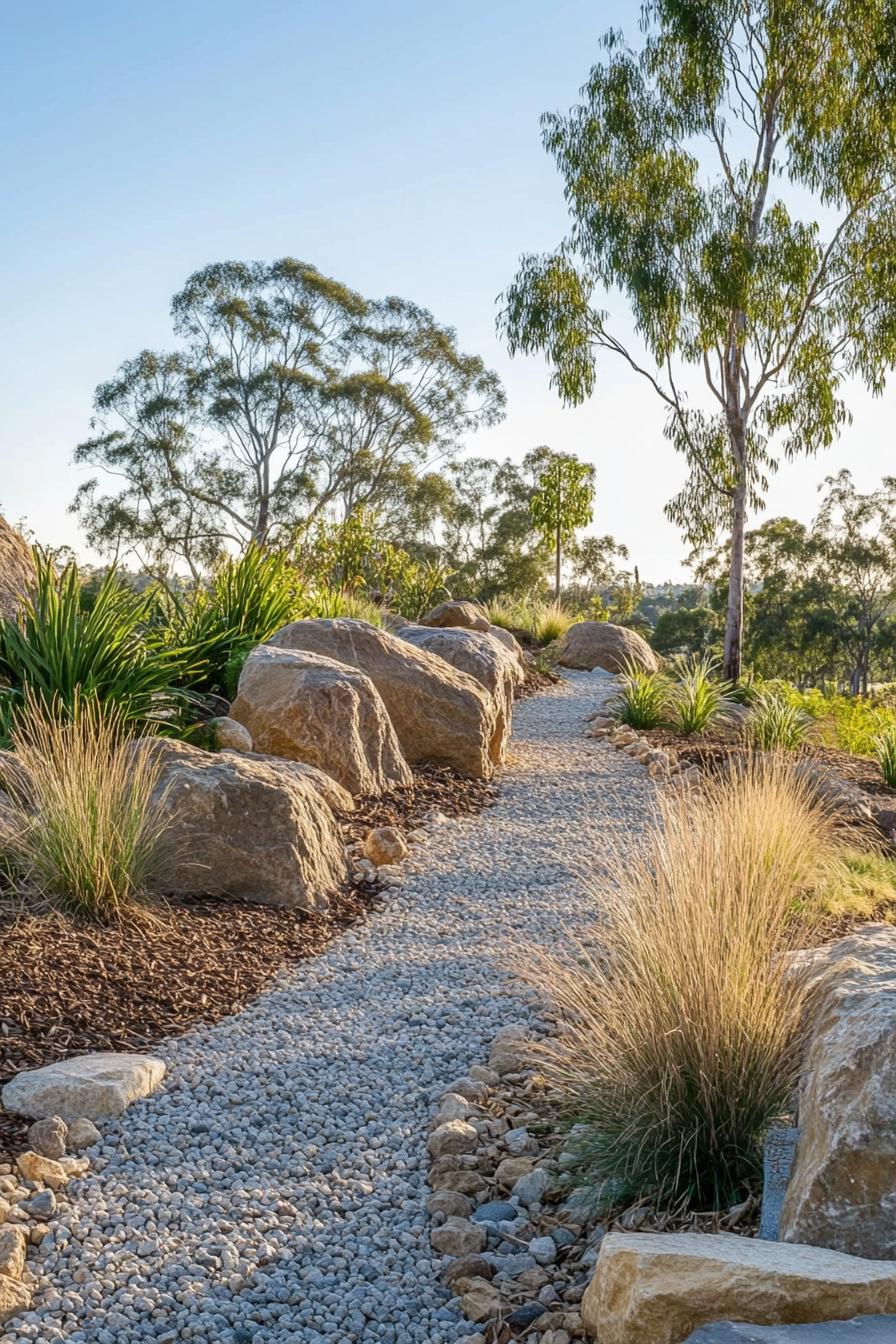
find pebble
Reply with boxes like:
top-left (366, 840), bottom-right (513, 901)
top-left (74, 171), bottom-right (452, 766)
top-left (10, 673), bottom-right (651, 1343)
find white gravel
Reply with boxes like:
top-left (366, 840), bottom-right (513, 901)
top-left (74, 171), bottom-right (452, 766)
top-left (10, 671), bottom-right (655, 1344)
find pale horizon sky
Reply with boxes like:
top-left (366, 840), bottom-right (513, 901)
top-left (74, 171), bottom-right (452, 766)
top-left (1, 0), bottom-right (892, 584)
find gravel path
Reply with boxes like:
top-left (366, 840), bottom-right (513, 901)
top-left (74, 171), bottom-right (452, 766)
top-left (11, 672), bottom-right (655, 1344)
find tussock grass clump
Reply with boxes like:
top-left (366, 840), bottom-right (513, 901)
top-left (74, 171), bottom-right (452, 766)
top-left (748, 691), bottom-right (813, 750)
top-left (0, 697), bottom-right (171, 922)
top-left (536, 761), bottom-right (842, 1211)
top-left (613, 659), bottom-right (670, 729)
top-left (875, 726), bottom-right (896, 788)
top-left (669, 654), bottom-right (732, 734)
top-left (484, 597), bottom-right (575, 646)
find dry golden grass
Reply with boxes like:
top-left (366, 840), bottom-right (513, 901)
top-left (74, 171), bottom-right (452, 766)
top-left (0, 696), bottom-right (171, 922)
top-left (534, 759), bottom-right (847, 1210)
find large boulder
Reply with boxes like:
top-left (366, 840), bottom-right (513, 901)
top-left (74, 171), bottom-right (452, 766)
top-left (419, 599), bottom-right (490, 631)
top-left (230, 645), bottom-right (411, 796)
top-left (555, 620), bottom-right (659, 674)
top-left (581, 1232), bottom-right (896, 1344)
top-left (485, 622), bottom-right (528, 670)
top-left (780, 926), bottom-right (896, 1259)
top-left (2, 1052), bottom-right (166, 1121)
top-left (398, 624), bottom-right (523, 758)
top-left (268, 619), bottom-right (504, 778)
top-left (0, 517), bottom-right (35, 621)
top-left (130, 738), bottom-right (348, 909)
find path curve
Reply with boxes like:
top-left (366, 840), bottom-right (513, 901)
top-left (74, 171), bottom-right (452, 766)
top-left (11, 672), bottom-right (654, 1344)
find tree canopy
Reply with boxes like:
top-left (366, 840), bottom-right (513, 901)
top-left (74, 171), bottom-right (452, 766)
top-left (74, 259), bottom-right (505, 575)
top-left (501, 0), bottom-right (896, 678)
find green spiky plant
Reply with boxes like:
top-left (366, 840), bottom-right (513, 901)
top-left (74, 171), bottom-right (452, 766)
top-left (669, 655), bottom-right (733, 736)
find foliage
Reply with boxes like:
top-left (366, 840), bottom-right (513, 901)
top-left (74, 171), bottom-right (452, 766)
top-left (73, 259), bottom-right (505, 572)
top-left (0, 697), bottom-right (172, 921)
top-left (528, 448), bottom-right (595, 599)
top-left (651, 605), bottom-right (718, 658)
top-left (484, 596), bottom-right (575, 646)
top-left (612, 661), bottom-right (669, 729)
top-left (669, 655), bottom-right (732, 735)
top-left (0, 554), bottom-right (198, 743)
top-left (306, 588), bottom-right (386, 625)
top-left (161, 545), bottom-right (302, 699)
top-left (535, 761), bottom-right (839, 1209)
top-left (748, 692), bottom-right (813, 751)
top-left (875, 727), bottom-right (896, 788)
top-left (758, 681), bottom-right (896, 756)
top-left (501, 2), bottom-right (896, 679)
top-left (807, 848), bottom-right (896, 924)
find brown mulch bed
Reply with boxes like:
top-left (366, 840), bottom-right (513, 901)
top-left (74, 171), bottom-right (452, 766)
top-left (0, 764), bottom-right (496, 1164)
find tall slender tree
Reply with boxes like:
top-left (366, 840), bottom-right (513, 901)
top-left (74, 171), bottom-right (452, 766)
top-left (501, 0), bottom-right (896, 679)
top-left (528, 448), bottom-right (595, 599)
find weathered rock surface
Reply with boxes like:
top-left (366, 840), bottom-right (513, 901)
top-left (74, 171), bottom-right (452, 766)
top-left (582, 1232), bottom-right (896, 1344)
top-left (129, 737), bottom-right (349, 910)
top-left (430, 1216), bottom-right (487, 1256)
top-left (231, 644), bottom-right (412, 796)
top-left (792, 761), bottom-right (876, 826)
top-left (420, 599), bottom-right (489, 631)
top-left (555, 621), bottom-right (659, 674)
top-left (259, 756), bottom-right (355, 814)
top-left (63, 1117), bottom-right (102, 1150)
top-left (0, 1225), bottom-right (26, 1281)
top-left (780, 925), bottom-right (896, 1259)
top-left (15, 1152), bottom-right (71, 1189)
top-left (0, 517), bottom-right (35, 621)
top-left (269, 618), bottom-right (504, 778)
top-left (0, 1277), bottom-right (31, 1325)
top-left (3, 1053), bottom-right (166, 1121)
top-left (398, 623), bottom-right (523, 757)
top-left (683, 1319), bottom-right (896, 1342)
top-left (208, 716), bottom-right (253, 752)
top-left (485, 622), bottom-right (528, 669)
top-left (363, 826), bottom-right (408, 866)
top-left (26, 1116), bottom-right (67, 1159)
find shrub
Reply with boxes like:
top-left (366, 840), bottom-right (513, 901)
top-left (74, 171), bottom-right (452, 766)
top-left (0, 696), bottom-right (171, 921)
top-left (748, 691), bottom-right (813, 750)
top-left (613, 660), bottom-right (669, 729)
top-left (531, 600), bottom-right (575, 645)
top-left (0, 554), bottom-right (197, 743)
top-left (535, 760), bottom-right (840, 1210)
top-left (669, 654), bottom-right (732, 735)
top-left (163, 545), bottom-right (302, 700)
top-left (875, 726), bottom-right (896, 788)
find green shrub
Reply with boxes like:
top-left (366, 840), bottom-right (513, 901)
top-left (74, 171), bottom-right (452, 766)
top-left (748, 692), bottom-right (813, 750)
top-left (535, 760), bottom-right (840, 1210)
top-left (484, 597), bottom-right (576, 646)
top-left (0, 554), bottom-right (197, 742)
top-left (613, 660), bottom-right (669, 729)
top-left (875, 726), bottom-right (896, 788)
top-left (669, 655), bottom-right (732, 735)
top-left (0, 696), bottom-right (172, 921)
top-left (163, 545), bottom-right (301, 699)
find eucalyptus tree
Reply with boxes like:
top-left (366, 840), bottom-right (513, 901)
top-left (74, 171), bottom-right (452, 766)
top-left (501, 0), bottom-right (896, 679)
top-left (74, 260), bottom-right (504, 575)
top-left (528, 447), bottom-right (595, 599)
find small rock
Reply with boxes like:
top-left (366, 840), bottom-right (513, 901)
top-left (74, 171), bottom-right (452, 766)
top-left (209, 716), bottom-right (253, 752)
top-left (58, 1156), bottom-right (90, 1178)
top-left (428, 1190), bottom-right (474, 1219)
top-left (17, 1191), bottom-right (56, 1220)
top-left (513, 1165), bottom-right (551, 1206)
top-left (504, 1126), bottom-right (539, 1157)
top-left (431, 1217), bottom-right (487, 1257)
top-left (468, 1065), bottom-right (500, 1085)
top-left (64, 1118), bottom-right (101, 1151)
top-left (496, 1156), bottom-right (535, 1188)
top-left (434, 1092), bottom-right (476, 1123)
top-left (441, 1255), bottom-right (495, 1287)
top-left (529, 1235), bottom-right (557, 1266)
top-left (506, 1301), bottom-right (546, 1330)
top-left (428, 1119), bottom-right (479, 1158)
top-left (0, 1225), bottom-right (27, 1280)
top-left (459, 1276), bottom-right (504, 1323)
top-left (472, 1200), bottom-right (517, 1225)
top-left (363, 826), bottom-right (409, 866)
top-left (15, 1152), bottom-right (69, 1190)
top-left (26, 1117), bottom-right (67, 1160)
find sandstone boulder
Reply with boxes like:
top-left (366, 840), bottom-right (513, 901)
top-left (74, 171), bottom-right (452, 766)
top-left (129, 737), bottom-right (349, 909)
top-left (420, 599), bottom-right (490, 631)
top-left (262, 757), bottom-right (355, 814)
top-left (268, 619), bottom-right (504, 778)
top-left (0, 1278), bottom-right (30, 1326)
top-left (555, 621), bottom-right (659, 674)
top-left (780, 926), bottom-right (896, 1259)
top-left (230, 645), bottom-right (411, 796)
top-left (485, 622), bottom-right (528, 669)
top-left (0, 517), bottom-right (35, 621)
top-left (0, 1226), bottom-right (26, 1281)
top-left (582, 1233), bottom-right (896, 1344)
top-left (3, 1052), bottom-right (166, 1121)
top-left (398, 623), bottom-right (522, 757)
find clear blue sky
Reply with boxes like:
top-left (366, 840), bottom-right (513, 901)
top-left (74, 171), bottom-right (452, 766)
top-left (1, 0), bottom-right (891, 581)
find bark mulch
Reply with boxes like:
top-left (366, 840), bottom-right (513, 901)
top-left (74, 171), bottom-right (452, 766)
top-left (0, 764), bottom-right (496, 1164)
